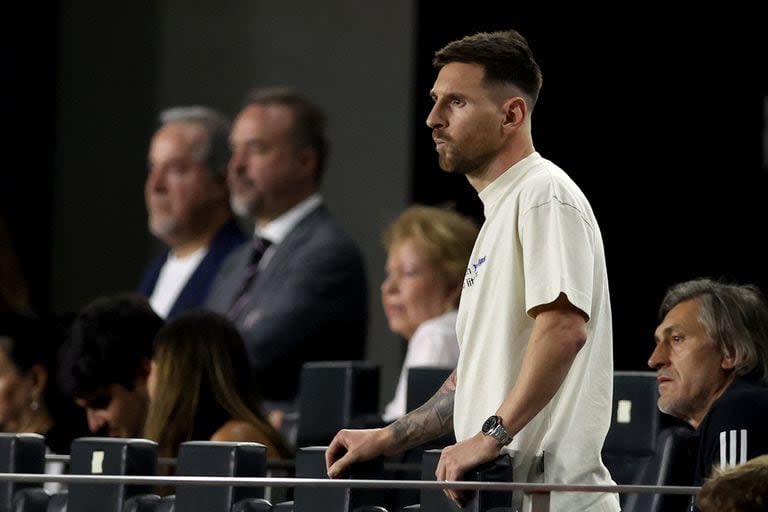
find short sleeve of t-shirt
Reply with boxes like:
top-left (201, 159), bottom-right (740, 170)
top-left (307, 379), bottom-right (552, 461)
top-left (519, 197), bottom-right (595, 317)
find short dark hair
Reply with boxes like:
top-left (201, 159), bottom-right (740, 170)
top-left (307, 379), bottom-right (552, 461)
top-left (61, 294), bottom-right (163, 395)
top-left (433, 30), bottom-right (543, 110)
top-left (243, 87), bottom-right (329, 182)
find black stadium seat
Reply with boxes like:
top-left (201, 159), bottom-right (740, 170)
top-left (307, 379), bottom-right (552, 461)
top-left (174, 441), bottom-right (268, 512)
top-left (9, 488), bottom-right (49, 512)
top-left (0, 433), bottom-right (46, 512)
top-left (66, 437), bottom-right (157, 512)
top-left (602, 371), bottom-right (698, 512)
top-left (602, 371), bottom-right (663, 486)
top-left (295, 362), bottom-right (381, 448)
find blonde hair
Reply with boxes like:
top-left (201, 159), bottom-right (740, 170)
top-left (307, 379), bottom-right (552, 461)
top-left (697, 454), bottom-right (768, 512)
top-left (383, 205), bottom-right (478, 300)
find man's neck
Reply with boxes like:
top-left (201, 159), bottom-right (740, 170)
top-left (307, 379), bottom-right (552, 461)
top-left (466, 139), bottom-right (535, 193)
top-left (170, 209), bottom-right (232, 258)
top-left (690, 371), bottom-right (738, 430)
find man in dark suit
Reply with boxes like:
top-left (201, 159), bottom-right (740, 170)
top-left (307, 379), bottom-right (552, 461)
top-left (138, 106), bottom-right (246, 319)
top-left (206, 88), bottom-right (368, 414)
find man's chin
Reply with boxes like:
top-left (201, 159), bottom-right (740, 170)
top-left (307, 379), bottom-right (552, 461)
top-left (230, 196), bottom-right (256, 218)
top-left (148, 220), bottom-right (176, 240)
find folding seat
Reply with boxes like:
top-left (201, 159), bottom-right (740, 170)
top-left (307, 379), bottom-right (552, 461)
top-left (621, 426), bottom-right (698, 512)
top-left (153, 495), bottom-right (175, 512)
top-left (174, 441), bottom-right (267, 512)
top-left (405, 366), bottom-right (454, 413)
top-left (602, 371), bottom-right (698, 511)
top-left (66, 437), bottom-right (157, 512)
top-left (403, 367), bottom-right (456, 455)
top-left (416, 449), bottom-right (513, 512)
top-left (602, 371), bottom-right (663, 486)
top-left (295, 362), bottom-right (381, 448)
top-left (0, 434), bottom-right (46, 512)
top-left (44, 492), bottom-right (67, 512)
top-left (122, 494), bottom-right (161, 512)
top-left (290, 446), bottom-right (393, 512)
top-left (9, 488), bottom-right (49, 512)
top-left (230, 497), bottom-right (273, 511)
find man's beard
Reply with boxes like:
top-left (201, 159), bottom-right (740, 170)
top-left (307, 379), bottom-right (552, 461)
top-left (148, 213), bottom-right (177, 241)
top-left (437, 146), bottom-right (492, 176)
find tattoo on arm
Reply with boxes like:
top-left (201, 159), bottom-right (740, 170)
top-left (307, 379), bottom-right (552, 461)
top-left (388, 370), bottom-right (456, 452)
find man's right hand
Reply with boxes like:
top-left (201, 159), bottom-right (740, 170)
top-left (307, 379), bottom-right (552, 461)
top-left (325, 427), bottom-right (393, 478)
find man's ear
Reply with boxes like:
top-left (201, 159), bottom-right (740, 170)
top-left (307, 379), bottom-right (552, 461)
top-left (502, 97), bottom-right (528, 130)
top-left (721, 350), bottom-right (737, 370)
top-left (297, 147), bottom-right (319, 179)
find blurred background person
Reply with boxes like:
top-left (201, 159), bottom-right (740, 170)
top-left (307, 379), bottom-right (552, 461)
top-left (138, 106), bottom-right (246, 319)
top-left (380, 205), bottom-right (478, 422)
top-left (0, 310), bottom-right (87, 451)
top-left (696, 454), bottom-right (768, 512)
top-left (206, 87), bottom-right (368, 420)
top-left (143, 310), bottom-right (292, 461)
top-left (60, 294), bottom-right (162, 437)
top-left (0, 310), bottom-right (89, 492)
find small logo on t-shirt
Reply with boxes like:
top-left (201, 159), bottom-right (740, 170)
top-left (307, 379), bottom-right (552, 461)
top-left (464, 256), bottom-right (486, 288)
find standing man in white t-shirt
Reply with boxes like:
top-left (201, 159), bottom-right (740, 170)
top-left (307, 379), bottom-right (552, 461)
top-left (137, 106), bottom-right (246, 319)
top-left (326, 30), bottom-right (618, 512)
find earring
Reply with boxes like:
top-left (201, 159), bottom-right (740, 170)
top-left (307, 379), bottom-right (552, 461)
top-left (30, 399), bottom-right (39, 411)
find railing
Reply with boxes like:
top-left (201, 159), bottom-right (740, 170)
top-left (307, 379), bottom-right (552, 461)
top-left (0, 472), bottom-right (701, 512)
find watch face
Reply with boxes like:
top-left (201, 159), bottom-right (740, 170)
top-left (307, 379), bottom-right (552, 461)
top-left (482, 415), bottom-right (500, 433)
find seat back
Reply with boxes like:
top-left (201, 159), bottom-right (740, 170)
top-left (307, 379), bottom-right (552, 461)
top-left (602, 371), bottom-right (661, 485)
top-left (231, 497), bottom-right (273, 511)
top-left (121, 494), bottom-right (160, 512)
top-left (405, 367), bottom-right (453, 413)
top-left (402, 367), bottom-right (456, 457)
top-left (10, 488), bottom-right (49, 512)
top-left (44, 491), bottom-right (67, 512)
top-left (623, 426), bottom-right (699, 512)
top-left (293, 447), bottom-right (390, 512)
top-left (174, 441), bottom-right (267, 512)
top-left (67, 437), bottom-right (157, 512)
top-left (154, 495), bottom-right (175, 512)
top-left (418, 449), bottom-right (513, 512)
top-left (296, 362), bottom-right (380, 447)
top-left (0, 433), bottom-right (46, 512)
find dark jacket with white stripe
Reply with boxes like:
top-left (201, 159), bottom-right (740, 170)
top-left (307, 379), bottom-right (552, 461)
top-left (694, 374), bottom-right (768, 486)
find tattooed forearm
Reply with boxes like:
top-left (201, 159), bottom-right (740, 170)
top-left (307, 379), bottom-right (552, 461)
top-left (387, 369), bottom-right (457, 453)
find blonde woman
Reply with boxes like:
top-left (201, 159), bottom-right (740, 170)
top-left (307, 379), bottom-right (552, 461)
top-left (380, 205), bottom-right (478, 422)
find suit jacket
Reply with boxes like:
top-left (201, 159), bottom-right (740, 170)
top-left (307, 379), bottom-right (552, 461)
top-left (206, 205), bottom-right (368, 401)
top-left (137, 218), bottom-right (247, 319)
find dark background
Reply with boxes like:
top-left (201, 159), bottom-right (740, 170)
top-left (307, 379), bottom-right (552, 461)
top-left (412, 6), bottom-right (768, 371)
top-left (4, 3), bottom-right (767, 375)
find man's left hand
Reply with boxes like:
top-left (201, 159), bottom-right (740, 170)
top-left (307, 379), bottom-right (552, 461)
top-left (434, 432), bottom-right (502, 505)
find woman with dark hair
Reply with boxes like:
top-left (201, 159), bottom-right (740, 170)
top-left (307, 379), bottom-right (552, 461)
top-left (0, 310), bottom-right (89, 490)
top-left (143, 310), bottom-right (291, 460)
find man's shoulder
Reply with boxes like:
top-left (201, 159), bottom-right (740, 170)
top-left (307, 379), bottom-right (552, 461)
top-left (293, 207), bottom-right (363, 256)
top-left (515, 156), bottom-right (590, 212)
top-left (706, 378), bottom-right (768, 429)
top-left (216, 241), bottom-right (253, 275)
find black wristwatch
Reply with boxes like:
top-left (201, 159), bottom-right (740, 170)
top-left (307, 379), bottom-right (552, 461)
top-left (481, 415), bottom-right (513, 446)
